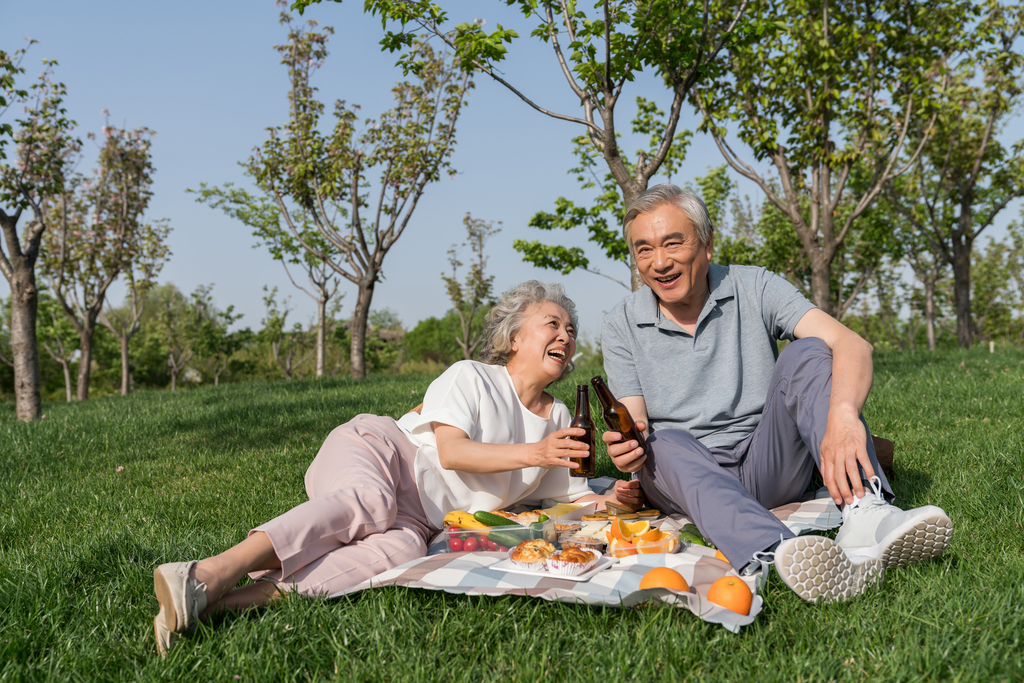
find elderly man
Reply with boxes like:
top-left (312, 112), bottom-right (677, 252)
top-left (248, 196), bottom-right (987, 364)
top-left (601, 184), bottom-right (952, 602)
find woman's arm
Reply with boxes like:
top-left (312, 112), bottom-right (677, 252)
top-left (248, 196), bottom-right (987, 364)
top-left (433, 422), bottom-right (590, 474)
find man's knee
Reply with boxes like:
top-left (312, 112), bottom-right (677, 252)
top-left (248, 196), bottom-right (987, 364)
top-left (776, 337), bottom-right (831, 376)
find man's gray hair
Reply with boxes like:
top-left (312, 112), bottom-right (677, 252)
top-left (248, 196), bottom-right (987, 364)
top-left (622, 184), bottom-right (714, 247)
top-left (480, 280), bottom-right (578, 382)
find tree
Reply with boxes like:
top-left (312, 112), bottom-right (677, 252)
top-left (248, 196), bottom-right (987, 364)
top-left (97, 218), bottom-right (171, 394)
top-left (971, 236), bottom-right (1010, 344)
top-left (296, 0), bottom-right (765, 289)
top-left (156, 284), bottom-right (207, 392)
top-left (36, 289), bottom-right (77, 402)
top-left (192, 285), bottom-right (246, 386)
top-left (42, 118), bottom-right (157, 400)
top-left (693, 0), bottom-right (964, 316)
top-left (261, 285), bottom-right (313, 380)
top-left (190, 183), bottom-right (340, 378)
top-left (0, 48), bottom-right (79, 420)
top-left (246, 10), bottom-right (472, 379)
top-left (883, 2), bottom-right (1024, 347)
top-left (441, 212), bottom-right (498, 360)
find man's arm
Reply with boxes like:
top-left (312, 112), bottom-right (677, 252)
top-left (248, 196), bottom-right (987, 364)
top-left (793, 308), bottom-right (875, 506)
top-left (602, 395), bottom-right (650, 473)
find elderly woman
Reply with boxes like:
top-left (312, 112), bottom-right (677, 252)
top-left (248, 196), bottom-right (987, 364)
top-left (153, 280), bottom-right (643, 655)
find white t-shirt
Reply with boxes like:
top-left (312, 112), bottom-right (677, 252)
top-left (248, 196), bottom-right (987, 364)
top-left (396, 361), bottom-right (593, 528)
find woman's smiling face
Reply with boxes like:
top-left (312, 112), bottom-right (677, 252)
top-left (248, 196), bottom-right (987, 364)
top-left (507, 300), bottom-right (576, 382)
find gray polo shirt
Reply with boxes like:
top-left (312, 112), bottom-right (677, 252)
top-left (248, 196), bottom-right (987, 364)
top-left (601, 264), bottom-right (815, 449)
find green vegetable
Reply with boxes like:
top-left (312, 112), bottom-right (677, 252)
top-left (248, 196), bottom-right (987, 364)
top-left (473, 511), bottom-right (522, 527)
top-left (537, 514), bottom-right (549, 523)
top-left (680, 523), bottom-right (715, 548)
top-left (489, 528), bottom-right (532, 548)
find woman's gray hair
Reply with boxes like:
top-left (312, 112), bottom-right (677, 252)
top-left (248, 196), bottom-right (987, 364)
top-left (622, 184), bottom-right (714, 248)
top-left (481, 280), bottom-right (579, 382)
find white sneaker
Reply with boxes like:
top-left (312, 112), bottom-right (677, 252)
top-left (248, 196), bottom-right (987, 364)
top-left (775, 534), bottom-right (883, 603)
top-left (835, 477), bottom-right (953, 569)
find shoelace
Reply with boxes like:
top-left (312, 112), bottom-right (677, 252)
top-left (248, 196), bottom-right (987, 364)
top-left (842, 476), bottom-right (888, 524)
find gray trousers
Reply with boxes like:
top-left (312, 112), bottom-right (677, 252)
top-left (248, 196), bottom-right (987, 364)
top-left (638, 337), bottom-right (893, 569)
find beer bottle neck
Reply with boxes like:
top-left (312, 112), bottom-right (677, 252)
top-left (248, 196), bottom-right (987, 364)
top-left (574, 386), bottom-right (591, 418)
top-left (590, 376), bottom-right (614, 407)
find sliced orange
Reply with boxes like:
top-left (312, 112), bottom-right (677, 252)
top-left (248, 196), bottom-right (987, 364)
top-left (636, 528), bottom-right (663, 543)
top-left (610, 517), bottom-right (650, 543)
top-left (606, 534), bottom-right (638, 558)
top-left (636, 530), bottom-right (681, 554)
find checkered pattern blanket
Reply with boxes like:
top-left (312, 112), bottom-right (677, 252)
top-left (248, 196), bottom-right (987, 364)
top-left (331, 495), bottom-right (842, 632)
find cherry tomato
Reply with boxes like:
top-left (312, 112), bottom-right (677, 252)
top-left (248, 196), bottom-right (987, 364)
top-left (447, 526), bottom-right (461, 538)
top-left (498, 546), bottom-right (509, 552)
top-left (448, 537), bottom-right (464, 552)
top-left (463, 536), bottom-right (479, 552)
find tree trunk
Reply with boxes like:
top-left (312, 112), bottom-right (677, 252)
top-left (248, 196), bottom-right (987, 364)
top-left (74, 315), bottom-right (98, 401)
top-left (950, 232), bottom-right (974, 349)
top-left (316, 295), bottom-right (326, 378)
top-left (119, 334), bottom-right (131, 395)
top-left (925, 278), bottom-right (936, 351)
top-left (58, 359), bottom-right (72, 402)
top-left (8, 262), bottom-right (42, 421)
top-left (617, 183), bottom-right (646, 292)
top-left (809, 256), bottom-right (835, 318)
top-left (349, 282), bottom-right (375, 379)
top-left (170, 363), bottom-right (178, 391)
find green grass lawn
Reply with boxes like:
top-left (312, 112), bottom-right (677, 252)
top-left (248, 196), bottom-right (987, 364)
top-left (1, 351), bottom-right (1023, 682)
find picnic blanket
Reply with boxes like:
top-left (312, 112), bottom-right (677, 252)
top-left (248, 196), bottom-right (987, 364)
top-left (330, 495), bottom-right (843, 633)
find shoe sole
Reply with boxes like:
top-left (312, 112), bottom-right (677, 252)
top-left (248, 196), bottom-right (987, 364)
top-left (879, 509), bottom-right (953, 569)
top-left (154, 565), bottom-right (183, 633)
top-left (775, 535), bottom-right (883, 603)
top-left (153, 609), bottom-right (177, 658)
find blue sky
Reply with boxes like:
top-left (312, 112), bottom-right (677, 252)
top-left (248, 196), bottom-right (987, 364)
top-left (3, 0), bottom-right (1021, 341)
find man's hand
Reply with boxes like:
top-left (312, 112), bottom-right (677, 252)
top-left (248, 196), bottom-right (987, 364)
top-left (609, 479), bottom-right (645, 511)
top-left (819, 406), bottom-right (875, 506)
top-left (602, 420), bottom-right (648, 473)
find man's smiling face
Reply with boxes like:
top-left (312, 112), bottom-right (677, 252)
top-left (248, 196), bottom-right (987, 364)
top-left (630, 203), bottom-right (713, 311)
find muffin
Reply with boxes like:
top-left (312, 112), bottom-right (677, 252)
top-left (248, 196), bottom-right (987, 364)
top-left (509, 539), bottom-right (555, 570)
top-left (545, 548), bottom-right (600, 576)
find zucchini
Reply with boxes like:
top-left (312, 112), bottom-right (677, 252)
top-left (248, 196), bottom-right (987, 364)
top-left (489, 528), bottom-right (533, 548)
top-left (473, 511), bottom-right (523, 527)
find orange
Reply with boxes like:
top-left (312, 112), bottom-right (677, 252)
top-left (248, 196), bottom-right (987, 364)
top-left (610, 518), bottom-right (651, 544)
top-left (635, 529), bottom-right (681, 554)
top-left (706, 576), bottom-right (753, 615)
top-left (714, 549), bottom-right (730, 564)
top-left (639, 566), bottom-right (689, 591)
top-left (606, 535), bottom-right (638, 558)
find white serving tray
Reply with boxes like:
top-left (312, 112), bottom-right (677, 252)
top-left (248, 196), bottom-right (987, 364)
top-left (487, 555), bottom-right (617, 582)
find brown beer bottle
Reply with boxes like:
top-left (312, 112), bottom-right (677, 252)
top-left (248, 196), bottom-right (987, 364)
top-left (568, 384), bottom-right (596, 478)
top-left (590, 375), bottom-right (649, 455)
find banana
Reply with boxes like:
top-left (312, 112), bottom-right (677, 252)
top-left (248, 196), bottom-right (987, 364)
top-left (442, 510), bottom-right (491, 530)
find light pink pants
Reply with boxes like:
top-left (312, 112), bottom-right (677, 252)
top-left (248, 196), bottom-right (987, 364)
top-left (249, 414), bottom-right (434, 596)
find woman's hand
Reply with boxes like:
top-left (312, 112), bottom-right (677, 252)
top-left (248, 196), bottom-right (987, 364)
top-left (610, 479), bottom-right (645, 511)
top-left (527, 427), bottom-right (591, 469)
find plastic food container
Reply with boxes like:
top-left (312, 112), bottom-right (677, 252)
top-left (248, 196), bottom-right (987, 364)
top-left (559, 535), bottom-right (606, 553)
top-left (429, 518), bottom-right (557, 555)
top-left (605, 529), bottom-right (681, 558)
